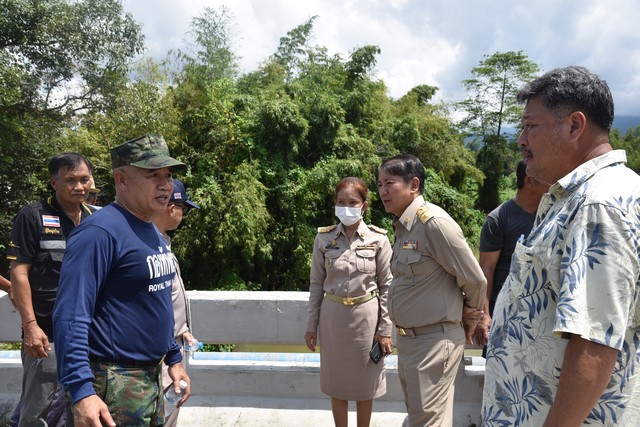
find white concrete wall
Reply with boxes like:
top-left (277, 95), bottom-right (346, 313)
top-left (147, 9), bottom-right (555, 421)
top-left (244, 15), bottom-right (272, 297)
top-left (188, 291), bottom-right (309, 345)
top-left (0, 291), bottom-right (484, 426)
top-left (0, 292), bottom-right (20, 342)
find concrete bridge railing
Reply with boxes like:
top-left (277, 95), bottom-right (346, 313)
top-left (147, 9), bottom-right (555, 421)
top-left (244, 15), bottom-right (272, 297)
top-left (0, 291), bottom-right (484, 426)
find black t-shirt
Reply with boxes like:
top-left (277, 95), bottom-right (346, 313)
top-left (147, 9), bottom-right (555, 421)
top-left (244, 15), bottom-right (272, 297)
top-left (479, 199), bottom-right (535, 313)
top-left (7, 197), bottom-right (93, 339)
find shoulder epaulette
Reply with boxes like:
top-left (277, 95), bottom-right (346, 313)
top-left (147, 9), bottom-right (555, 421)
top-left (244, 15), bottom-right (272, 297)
top-left (317, 225), bottom-right (337, 233)
top-left (417, 205), bottom-right (433, 224)
top-left (367, 224), bottom-right (388, 234)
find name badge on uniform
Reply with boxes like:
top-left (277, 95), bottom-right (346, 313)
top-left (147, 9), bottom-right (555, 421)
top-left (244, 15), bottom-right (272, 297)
top-left (402, 240), bottom-right (418, 250)
top-left (356, 244), bottom-right (376, 251)
top-left (42, 215), bottom-right (61, 227)
top-left (325, 239), bottom-right (339, 249)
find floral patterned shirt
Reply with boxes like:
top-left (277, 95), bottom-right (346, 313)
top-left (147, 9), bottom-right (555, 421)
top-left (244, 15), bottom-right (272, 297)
top-left (482, 150), bottom-right (640, 426)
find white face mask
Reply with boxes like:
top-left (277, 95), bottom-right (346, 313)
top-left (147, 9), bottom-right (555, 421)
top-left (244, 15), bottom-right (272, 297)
top-left (335, 206), bottom-right (363, 226)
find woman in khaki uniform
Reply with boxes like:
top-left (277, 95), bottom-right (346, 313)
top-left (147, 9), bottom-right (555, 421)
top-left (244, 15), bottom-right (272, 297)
top-left (305, 177), bottom-right (393, 427)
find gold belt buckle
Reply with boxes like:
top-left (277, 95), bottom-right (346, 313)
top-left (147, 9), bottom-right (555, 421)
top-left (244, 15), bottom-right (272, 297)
top-left (343, 297), bottom-right (355, 305)
top-left (396, 326), bottom-right (415, 337)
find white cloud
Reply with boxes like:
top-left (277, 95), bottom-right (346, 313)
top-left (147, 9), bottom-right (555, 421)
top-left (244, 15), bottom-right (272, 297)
top-left (122, 0), bottom-right (640, 116)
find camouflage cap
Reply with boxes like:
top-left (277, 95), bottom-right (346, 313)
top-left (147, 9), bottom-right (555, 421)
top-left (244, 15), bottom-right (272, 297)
top-left (110, 134), bottom-right (187, 172)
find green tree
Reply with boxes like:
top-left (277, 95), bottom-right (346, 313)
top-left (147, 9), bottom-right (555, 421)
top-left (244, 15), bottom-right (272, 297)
top-left (45, 12), bottom-right (489, 294)
top-left (173, 161), bottom-right (272, 290)
top-left (457, 51), bottom-right (540, 212)
top-left (611, 126), bottom-right (640, 173)
top-left (126, 13), bottom-right (486, 293)
top-left (0, 0), bottom-right (144, 276)
top-left (66, 58), bottom-right (183, 200)
top-left (0, 0), bottom-right (144, 117)
top-left (272, 16), bottom-right (318, 83)
top-left (391, 88), bottom-right (483, 190)
top-left (345, 45), bottom-right (381, 87)
top-left (342, 46), bottom-right (391, 139)
top-left (170, 6), bottom-right (239, 86)
top-left (168, 6), bottom-right (243, 177)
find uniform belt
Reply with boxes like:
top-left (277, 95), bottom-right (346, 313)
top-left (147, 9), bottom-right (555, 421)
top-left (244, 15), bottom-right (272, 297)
top-left (90, 355), bottom-right (164, 368)
top-left (395, 322), bottom-right (459, 338)
top-left (324, 290), bottom-right (379, 306)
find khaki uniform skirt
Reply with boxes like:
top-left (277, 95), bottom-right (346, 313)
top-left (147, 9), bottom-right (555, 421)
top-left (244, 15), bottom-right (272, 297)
top-left (318, 296), bottom-right (386, 400)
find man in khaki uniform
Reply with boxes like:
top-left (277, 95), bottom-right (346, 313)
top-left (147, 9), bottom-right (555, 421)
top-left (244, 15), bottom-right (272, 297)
top-left (378, 154), bottom-right (486, 426)
top-left (152, 178), bottom-right (200, 427)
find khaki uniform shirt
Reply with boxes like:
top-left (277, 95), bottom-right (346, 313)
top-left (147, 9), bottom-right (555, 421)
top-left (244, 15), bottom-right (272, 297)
top-left (161, 233), bottom-right (190, 339)
top-left (307, 221), bottom-right (393, 336)
top-left (389, 195), bottom-right (486, 328)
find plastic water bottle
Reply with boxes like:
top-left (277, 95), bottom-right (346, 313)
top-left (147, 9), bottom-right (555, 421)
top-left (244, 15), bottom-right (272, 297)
top-left (184, 337), bottom-right (203, 352)
top-left (164, 379), bottom-right (188, 406)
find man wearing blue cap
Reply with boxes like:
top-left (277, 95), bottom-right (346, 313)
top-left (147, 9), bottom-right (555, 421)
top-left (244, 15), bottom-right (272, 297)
top-left (152, 179), bottom-right (200, 427)
top-left (54, 134), bottom-right (191, 426)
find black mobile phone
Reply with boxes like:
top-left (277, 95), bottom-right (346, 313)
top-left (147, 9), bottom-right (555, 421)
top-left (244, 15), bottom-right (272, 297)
top-left (369, 341), bottom-right (383, 364)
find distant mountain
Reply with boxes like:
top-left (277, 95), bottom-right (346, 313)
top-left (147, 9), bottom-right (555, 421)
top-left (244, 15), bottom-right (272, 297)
top-left (465, 115), bottom-right (640, 147)
top-left (613, 115), bottom-right (640, 134)
top-left (505, 116), bottom-right (640, 135)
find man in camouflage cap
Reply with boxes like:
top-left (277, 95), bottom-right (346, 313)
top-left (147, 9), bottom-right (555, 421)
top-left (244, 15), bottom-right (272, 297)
top-left (54, 134), bottom-right (190, 425)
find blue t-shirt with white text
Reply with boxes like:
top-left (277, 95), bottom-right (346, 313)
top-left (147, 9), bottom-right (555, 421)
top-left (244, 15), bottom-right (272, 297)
top-left (53, 203), bottom-right (181, 403)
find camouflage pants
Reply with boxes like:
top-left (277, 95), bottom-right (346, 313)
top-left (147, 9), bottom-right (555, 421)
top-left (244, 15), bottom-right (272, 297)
top-left (87, 359), bottom-right (164, 427)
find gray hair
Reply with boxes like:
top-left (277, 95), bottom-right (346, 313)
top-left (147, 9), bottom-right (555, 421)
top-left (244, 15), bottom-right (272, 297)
top-left (517, 66), bottom-right (614, 132)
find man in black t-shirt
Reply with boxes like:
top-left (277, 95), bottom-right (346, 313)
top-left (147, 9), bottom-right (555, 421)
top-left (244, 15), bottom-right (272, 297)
top-left (474, 161), bottom-right (548, 348)
top-left (7, 153), bottom-right (94, 427)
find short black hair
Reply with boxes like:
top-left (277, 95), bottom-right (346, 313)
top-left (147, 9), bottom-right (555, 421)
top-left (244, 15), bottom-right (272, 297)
top-left (378, 154), bottom-right (425, 193)
top-left (517, 66), bottom-right (614, 133)
top-left (48, 153), bottom-right (93, 177)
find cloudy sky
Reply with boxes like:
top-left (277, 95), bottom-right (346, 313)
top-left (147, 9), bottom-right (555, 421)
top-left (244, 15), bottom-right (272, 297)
top-left (122, 0), bottom-right (640, 117)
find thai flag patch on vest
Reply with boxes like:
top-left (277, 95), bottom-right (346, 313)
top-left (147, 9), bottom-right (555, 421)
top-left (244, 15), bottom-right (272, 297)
top-left (42, 215), bottom-right (61, 227)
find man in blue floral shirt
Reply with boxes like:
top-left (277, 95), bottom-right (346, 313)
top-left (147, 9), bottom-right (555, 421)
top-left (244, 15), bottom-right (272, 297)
top-left (482, 66), bottom-right (640, 426)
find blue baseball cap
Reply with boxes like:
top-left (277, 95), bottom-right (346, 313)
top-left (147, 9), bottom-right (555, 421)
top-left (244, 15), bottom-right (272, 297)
top-left (170, 179), bottom-right (200, 210)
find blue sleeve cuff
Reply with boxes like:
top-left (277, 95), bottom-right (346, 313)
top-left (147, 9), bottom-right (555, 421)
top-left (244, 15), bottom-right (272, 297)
top-left (70, 381), bottom-right (97, 404)
top-left (164, 340), bottom-right (183, 366)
